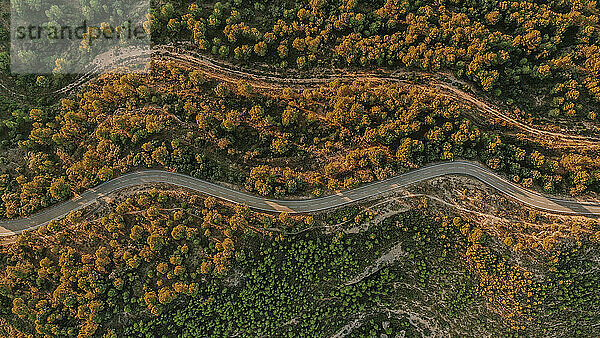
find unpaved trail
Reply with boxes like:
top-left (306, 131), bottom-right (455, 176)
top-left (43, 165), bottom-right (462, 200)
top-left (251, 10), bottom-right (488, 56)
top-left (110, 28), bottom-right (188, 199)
top-left (45, 44), bottom-right (600, 150)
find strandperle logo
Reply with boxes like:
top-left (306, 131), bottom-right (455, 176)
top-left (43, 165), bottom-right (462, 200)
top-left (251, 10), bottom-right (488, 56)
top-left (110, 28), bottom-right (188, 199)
top-left (13, 20), bottom-right (148, 42)
top-left (10, 0), bottom-right (151, 74)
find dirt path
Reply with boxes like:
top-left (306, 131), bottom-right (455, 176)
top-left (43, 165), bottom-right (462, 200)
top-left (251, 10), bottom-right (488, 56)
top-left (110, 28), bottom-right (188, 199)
top-left (49, 44), bottom-right (600, 150)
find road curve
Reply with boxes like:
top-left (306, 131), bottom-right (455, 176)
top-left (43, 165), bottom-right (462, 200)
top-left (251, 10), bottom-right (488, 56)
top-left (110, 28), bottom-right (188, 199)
top-left (1, 160), bottom-right (599, 236)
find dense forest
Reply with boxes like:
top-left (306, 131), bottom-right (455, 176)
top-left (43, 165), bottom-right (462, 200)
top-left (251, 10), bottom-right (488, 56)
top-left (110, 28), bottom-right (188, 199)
top-left (0, 0), bottom-right (600, 337)
top-left (0, 192), bottom-right (598, 336)
top-left (149, 0), bottom-right (600, 128)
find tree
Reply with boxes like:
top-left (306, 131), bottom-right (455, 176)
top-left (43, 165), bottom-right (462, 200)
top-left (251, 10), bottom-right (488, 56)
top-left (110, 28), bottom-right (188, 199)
top-left (130, 225), bottom-right (145, 241)
top-left (254, 41), bottom-right (267, 57)
top-left (49, 177), bottom-right (71, 200)
top-left (214, 83), bottom-right (229, 97)
top-left (278, 43), bottom-right (288, 59)
top-left (152, 146), bottom-right (169, 165)
top-left (271, 138), bottom-right (289, 154)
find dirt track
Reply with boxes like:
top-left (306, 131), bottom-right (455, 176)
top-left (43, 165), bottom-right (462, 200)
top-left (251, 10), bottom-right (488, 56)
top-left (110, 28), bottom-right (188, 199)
top-left (47, 44), bottom-right (600, 150)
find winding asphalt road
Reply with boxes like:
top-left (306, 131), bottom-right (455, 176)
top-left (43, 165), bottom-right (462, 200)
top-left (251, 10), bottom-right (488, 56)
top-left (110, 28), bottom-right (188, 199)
top-left (1, 160), bottom-right (599, 236)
